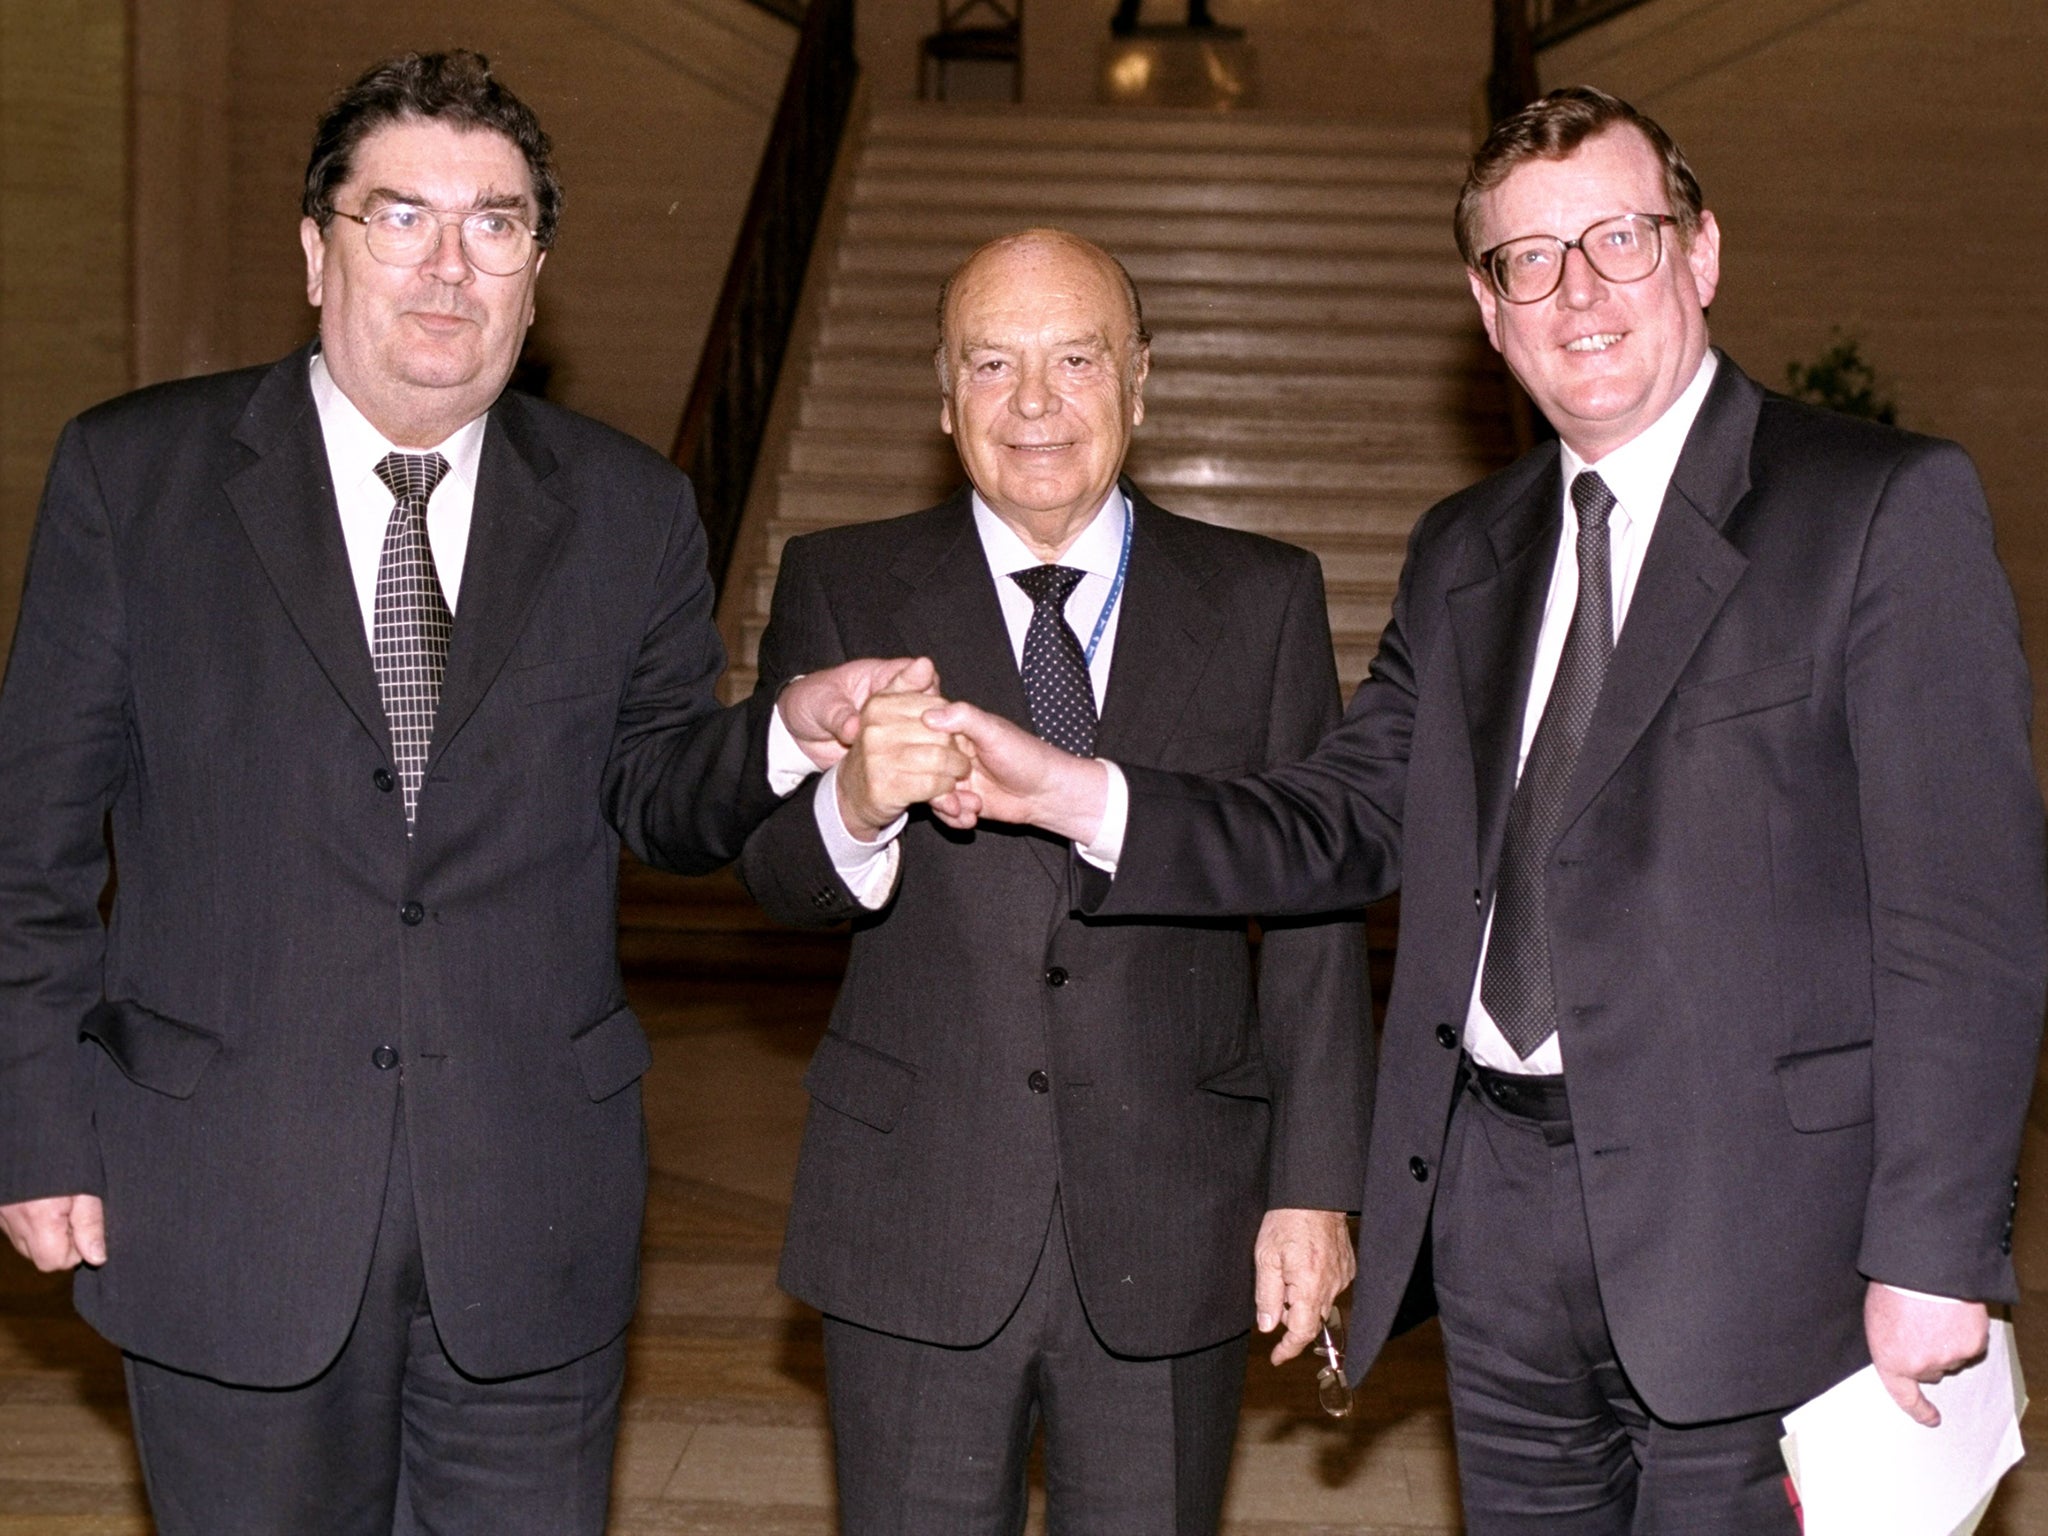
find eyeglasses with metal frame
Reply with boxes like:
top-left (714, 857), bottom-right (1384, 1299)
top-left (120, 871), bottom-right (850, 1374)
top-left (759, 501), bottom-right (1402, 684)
top-left (1315, 1306), bottom-right (1353, 1418)
top-left (330, 202), bottom-right (540, 277)
top-left (1480, 212), bottom-right (1680, 305)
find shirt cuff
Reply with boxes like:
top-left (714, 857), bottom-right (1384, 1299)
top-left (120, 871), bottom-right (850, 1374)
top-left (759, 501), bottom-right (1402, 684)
top-left (1878, 1284), bottom-right (1973, 1306)
top-left (766, 688), bottom-right (817, 796)
top-left (1075, 761), bottom-right (1128, 873)
top-left (813, 762), bottom-right (904, 910)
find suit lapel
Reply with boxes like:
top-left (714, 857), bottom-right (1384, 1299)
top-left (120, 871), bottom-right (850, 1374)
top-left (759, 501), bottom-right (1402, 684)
top-left (1556, 357), bottom-right (1759, 837)
top-left (1093, 483), bottom-right (1224, 765)
top-left (886, 491), bottom-right (1033, 733)
top-left (430, 395), bottom-right (575, 762)
top-left (226, 350), bottom-right (389, 754)
top-left (1447, 450), bottom-right (1562, 889)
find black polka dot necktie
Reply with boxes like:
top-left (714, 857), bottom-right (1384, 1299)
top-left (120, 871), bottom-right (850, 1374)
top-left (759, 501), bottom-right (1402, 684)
top-left (372, 451), bottom-right (453, 832)
top-left (1010, 564), bottom-right (1098, 757)
top-left (1480, 470), bottom-right (1617, 1059)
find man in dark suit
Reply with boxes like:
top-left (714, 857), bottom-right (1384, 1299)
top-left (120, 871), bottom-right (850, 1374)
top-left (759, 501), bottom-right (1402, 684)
top-left (738, 228), bottom-right (1370, 1533)
top-left (930, 92), bottom-right (2047, 1531)
top-left (0, 50), bottom-right (926, 1535)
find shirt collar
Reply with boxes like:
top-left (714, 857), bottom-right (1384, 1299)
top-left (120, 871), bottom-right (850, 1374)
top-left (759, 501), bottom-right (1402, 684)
top-left (1560, 349), bottom-right (1718, 532)
top-left (971, 485), bottom-right (1128, 582)
top-left (308, 351), bottom-right (489, 499)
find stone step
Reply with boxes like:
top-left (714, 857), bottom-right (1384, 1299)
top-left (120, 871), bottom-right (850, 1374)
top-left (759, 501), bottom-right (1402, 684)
top-left (781, 438), bottom-right (1478, 497)
top-left (851, 169), bottom-right (1454, 221)
top-left (803, 355), bottom-right (1504, 409)
top-left (767, 485), bottom-right (1433, 546)
top-left (841, 206), bottom-right (1454, 259)
top-left (863, 103), bottom-right (1471, 159)
top-left (815, 313), bottom-right (1484, 372)
top-left (795, 374), bottom-right (1510, 430)
top-left (786, 412), bottom-right (1511, 459)
top-left (825, 274), bottom-right (1480, 333)
top-left (834, 239), bottom-right (1466, 292)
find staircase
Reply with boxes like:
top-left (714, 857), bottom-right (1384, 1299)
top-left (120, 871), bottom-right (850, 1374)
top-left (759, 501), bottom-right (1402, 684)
top-left (720, 101), bottom-right (1516, 700)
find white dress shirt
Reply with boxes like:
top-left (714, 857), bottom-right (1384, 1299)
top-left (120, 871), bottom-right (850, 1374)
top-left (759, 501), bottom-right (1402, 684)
top-left (787, 488), bottom-right (1131, 907)
top-left (309, 353), bottom-right (486, 641)
top-left (1462, 350), bottom-right (1719, 1073)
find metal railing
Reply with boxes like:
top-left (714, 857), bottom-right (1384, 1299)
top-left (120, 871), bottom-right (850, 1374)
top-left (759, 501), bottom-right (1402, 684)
top-left (1490, 0), bottom-right (1653, 120)
top-left (671, 0), bottom-right (859, 593)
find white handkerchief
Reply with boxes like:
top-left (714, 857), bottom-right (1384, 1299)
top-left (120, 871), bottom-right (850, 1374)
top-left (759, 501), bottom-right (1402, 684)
top-left (1780, 1318), bottom-right (2027, 1536)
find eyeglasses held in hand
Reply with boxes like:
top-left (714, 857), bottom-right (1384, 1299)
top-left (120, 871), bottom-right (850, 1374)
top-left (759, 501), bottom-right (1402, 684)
top-left (1315, 1306), bottom-right (1353, 1418)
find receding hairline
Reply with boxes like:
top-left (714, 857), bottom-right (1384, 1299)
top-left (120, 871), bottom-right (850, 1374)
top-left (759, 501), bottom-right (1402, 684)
top-left (934, 228), bottom-right (1150, 366)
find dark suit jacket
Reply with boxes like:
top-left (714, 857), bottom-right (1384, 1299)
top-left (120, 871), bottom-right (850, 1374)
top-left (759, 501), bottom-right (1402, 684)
top-left (1082, 358), bottom-right (2048, 1420)
top-left (739, 482), bottom-right (1371, 1357)
top-left (0, 348), bottom-right (781, 1386)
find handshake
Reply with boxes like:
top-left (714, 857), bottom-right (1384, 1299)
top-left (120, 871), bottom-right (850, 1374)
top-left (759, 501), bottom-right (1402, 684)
top-left (787, 656), bottom-right (1109, 846)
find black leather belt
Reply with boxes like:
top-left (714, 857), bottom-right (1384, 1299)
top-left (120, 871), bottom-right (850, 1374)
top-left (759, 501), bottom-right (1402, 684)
top-left (1464, 1056), bottom-right (1570, 1121)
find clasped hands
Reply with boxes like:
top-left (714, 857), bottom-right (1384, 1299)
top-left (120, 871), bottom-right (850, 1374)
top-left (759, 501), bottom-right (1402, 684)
top-left (780, 656), bottom-right (1110, 843)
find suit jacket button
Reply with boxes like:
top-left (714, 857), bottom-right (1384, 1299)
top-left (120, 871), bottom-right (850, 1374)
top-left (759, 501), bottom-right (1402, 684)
top-left (1044, 967), bottom-right (1068, 988)
top-left (399, 901), bottom-right (425, 926)
top-left (1409, 1156), bottom-right (1430, 1182)
top-left (1028, 1069), bottom-right (1050, 1094)
top-left (371, 1045), bottom-right (399, 1070)
top-left (1435, 1024), bottom-right (1459, 1049)
top-left (810, 889), bottom-right (835, 909)
top-left (373, 768), bottom-right (395, 793)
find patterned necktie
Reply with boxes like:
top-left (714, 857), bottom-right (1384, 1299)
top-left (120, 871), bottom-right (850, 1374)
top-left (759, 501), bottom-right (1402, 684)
top-left (1010, 564), bottom-right (1098, 756)
top-left (372, 451), bottom-right (453, 832)
top-left (1480, 470), bottom-right (1618, 1059)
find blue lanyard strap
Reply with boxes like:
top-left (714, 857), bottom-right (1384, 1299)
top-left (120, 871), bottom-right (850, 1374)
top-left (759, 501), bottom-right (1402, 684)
top-left (1081, 498), bottom-right (1134, 668)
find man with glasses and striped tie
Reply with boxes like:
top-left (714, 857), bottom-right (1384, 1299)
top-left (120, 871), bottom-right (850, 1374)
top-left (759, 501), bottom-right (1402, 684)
top-left (0, 49), bottom-right (945, 1536)
top-left (928, 88), bottom-right (2046, 1533)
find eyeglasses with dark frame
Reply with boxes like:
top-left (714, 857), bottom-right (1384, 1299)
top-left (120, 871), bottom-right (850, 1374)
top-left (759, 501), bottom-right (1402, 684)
top-left (331, 202), bottom-right (541, 277)
top-left (1480, 213), bottom-right (1680, 305)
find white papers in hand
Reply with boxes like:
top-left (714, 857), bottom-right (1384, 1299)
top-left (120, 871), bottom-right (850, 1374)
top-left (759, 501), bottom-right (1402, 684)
top-left (1779, 1318), bottom-right (2027, 1536)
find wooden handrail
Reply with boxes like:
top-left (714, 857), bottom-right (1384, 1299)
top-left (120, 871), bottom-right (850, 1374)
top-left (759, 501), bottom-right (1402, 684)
top-left (671, 0), bottom-right (859, 593)
top-left (1490, 0), bottom-right (1654, 120)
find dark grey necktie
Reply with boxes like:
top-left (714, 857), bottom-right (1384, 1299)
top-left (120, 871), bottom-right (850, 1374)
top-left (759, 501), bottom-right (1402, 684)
top-left (372, 451), bottom-right (453, 832)
top-left (1480, 470), bottom-right (1618, 1059)
top-left (1010, 564), bottom-right (1098, 757)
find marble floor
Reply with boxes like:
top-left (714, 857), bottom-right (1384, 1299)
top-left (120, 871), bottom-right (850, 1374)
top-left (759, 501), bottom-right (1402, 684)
top-left (6, 868), bottom-right (2048, 1532)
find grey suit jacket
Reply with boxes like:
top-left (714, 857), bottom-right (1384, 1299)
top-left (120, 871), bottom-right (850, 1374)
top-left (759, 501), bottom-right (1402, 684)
top-left (0, 347), bottom-right (781, 1385)
top-left (740, 482), bottom-right (1371, 1357)
top-left (1082, 357), bottom-right (2048, 1420)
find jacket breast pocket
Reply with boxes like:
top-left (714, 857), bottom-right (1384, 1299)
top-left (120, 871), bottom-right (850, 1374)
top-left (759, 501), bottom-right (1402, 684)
top-left (803, 1031), bottom-right (917, 1132)
top-left (81, 999), bottom-right (223, 1100)
top-left (1775, 1040), bottom-right (1873, 1132)
top-left (571, 1004), bottom-right (653, 1101)
top-left (512, 651), bottom-right (625, 707)
top-left (1671, 656), bottom-right (1813, 732)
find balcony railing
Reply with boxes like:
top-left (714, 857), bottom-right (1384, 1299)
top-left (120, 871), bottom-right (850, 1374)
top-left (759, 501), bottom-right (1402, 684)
top-left (672, 0), bottom-right (859, 593)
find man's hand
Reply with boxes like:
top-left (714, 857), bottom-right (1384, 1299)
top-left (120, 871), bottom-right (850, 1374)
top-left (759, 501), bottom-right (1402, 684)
top-left (1865, 1282), bottom-right (1989, 1427)
top-left (779, 657), bottom-right (943, 772)
top-left (920, 699), bottom-right (1108, 840)
top-left (837, 680), bottom-right (972, 840)
top-left (1253, 1207), bottom-right (1355, 1366)
top-left (0, 1194), bottom-right (106, 1272)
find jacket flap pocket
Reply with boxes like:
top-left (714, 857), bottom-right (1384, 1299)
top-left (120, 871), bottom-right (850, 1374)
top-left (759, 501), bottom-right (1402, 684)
top-left (513, 651), bottom-right (623, 706)
top-left (1775, 1041), bottom-right (1873, 1132)
top-left (571, 1004), bottom-right (653, 1102)
top-left (1672, 656), bottom-right (1813, 731)
top-left (81, 999), bottom-right (223, 1100)
top-left (1199, 1054), bottom-right (1272, 1101)
top-left (803, 1031), bottom-right (916, 1132)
